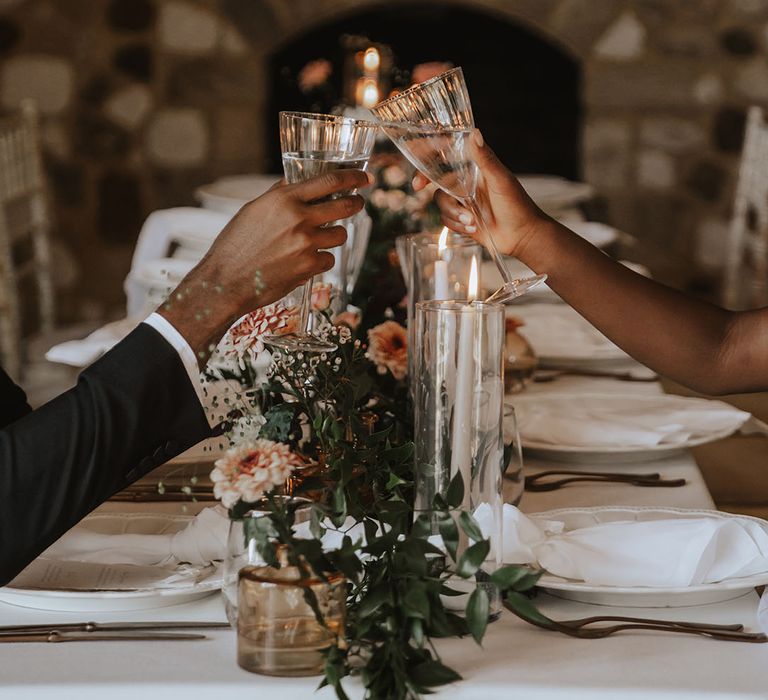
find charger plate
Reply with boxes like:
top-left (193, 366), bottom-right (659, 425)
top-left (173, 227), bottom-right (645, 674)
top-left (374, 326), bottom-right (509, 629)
top-left (0, 513), bottom-right (221, 612)
top-left (529, 506), bottom-right (768, 607)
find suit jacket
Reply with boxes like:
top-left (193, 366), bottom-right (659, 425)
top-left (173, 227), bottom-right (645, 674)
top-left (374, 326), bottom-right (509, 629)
top-left (0, 324), bottom-right (213, 585)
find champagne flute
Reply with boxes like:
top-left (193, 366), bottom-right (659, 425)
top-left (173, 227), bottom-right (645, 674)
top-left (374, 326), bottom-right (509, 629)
top-left (371, 68), bottom-right (546, 304)
top-left (264, 111), bottom-right (377, 353)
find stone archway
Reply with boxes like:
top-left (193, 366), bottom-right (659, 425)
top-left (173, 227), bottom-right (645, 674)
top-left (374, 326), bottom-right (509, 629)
top-left (220, 0), bottom-right (622, 61)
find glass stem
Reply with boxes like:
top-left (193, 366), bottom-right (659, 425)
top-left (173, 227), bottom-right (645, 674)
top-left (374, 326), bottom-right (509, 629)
top-left (299, 277), bottom-right (313, 335)
top-left (464, 197), bottom-right (513, 287)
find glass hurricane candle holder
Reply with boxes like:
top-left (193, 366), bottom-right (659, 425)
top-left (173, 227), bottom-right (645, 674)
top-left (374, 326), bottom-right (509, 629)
top-left (397, 231), bottom-right (482, 385)
top-left (413, 299), bottom-right (505, 616)
top-left (503, 404), bottom-right (524, 507)
top-left (237, 563), bottom-right (346, 677)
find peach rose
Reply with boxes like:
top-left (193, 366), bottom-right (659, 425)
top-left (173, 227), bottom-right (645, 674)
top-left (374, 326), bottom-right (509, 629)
top-left (298, 59), bottom-right (332, 93)
top-left (211, 439), bottom-right (304, 508)
top-left (333, 310), bottom-right (361, 329)
top-left (412, 61), bottom-right (453, 85)
top-left (367, 321), bottom-right (407, 380)
top-left (226, 303), bottom-right (299, 365)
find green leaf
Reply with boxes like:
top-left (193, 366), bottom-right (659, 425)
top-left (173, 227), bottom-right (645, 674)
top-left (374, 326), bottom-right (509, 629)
top-left (259, 403), bottom-right (295, 441)
top-left (357, 584), bottom-right (391, 617)
top-left (445, 471), bottom-right (465, 509)
top-left (410, 617), bottom-right (425, 647)
top-left (465, 587), bottom-right (489, 644)
top-left (504, 591), bottom-right (555, 628)
top-left (309, 505), bottom-right (325, 540)
top-left (409, 659), bottom-right (462, 689)
top-left (330, 487), bottom-right (347, 528)
top-left (385, 472), bottom-right (407, 490)
top-left (457, 511), bottom-right (484, 543)
top-left (438, 515), bottom-right (459, 562)
top-left (455, 539), bottom-right (490, 578)
top-left (402, 585), bottom-right (430, 620)
top-left (490, 565), bottom-right (543, 592)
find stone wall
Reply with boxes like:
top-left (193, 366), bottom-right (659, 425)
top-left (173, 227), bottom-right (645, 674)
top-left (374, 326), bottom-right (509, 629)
top-left (1, 0), bottom-right (766, 320)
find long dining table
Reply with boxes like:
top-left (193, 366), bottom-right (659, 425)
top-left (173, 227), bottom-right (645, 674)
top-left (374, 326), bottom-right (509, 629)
top-left (1, 372), bottom-right (766, 699)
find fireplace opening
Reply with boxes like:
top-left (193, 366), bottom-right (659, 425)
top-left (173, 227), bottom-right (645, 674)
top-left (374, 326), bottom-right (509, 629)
top-left (267, 3), bottom-right (581, 179)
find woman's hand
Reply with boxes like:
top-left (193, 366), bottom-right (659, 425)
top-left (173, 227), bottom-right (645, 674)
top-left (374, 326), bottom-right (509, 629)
top-left (159, 169), bottom-right (372, 363)
top-left (413, 130), bottom-right (547, 258)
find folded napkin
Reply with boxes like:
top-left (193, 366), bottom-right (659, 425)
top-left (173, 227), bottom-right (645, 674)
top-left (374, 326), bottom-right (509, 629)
top-left (45, 318), bottom-right (139, 368)
top-left (42, 507), bottom-right (229, 567)
top-left (509, 305), bottom-right (626, 361)
top-left (513, 395), bottom-right (750, 448)
top-left (481, 505), bottom-right (768, 588)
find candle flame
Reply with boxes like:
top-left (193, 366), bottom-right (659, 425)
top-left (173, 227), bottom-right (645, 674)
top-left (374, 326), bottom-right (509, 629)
top-left (363, 47), bottom-right (380, 72)
top-left (468, 256), bottom-right (479, 302)
top-left (437, 226), bottom-right (449, 253)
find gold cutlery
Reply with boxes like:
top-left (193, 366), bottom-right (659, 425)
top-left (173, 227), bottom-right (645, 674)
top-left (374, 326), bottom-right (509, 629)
top-left (0, 620), bottom-right (230, 634)
top-left (534, 368), bottom-right (657, 383)
top-left (524, 469), bottom-right (687, 491)
top-left (504, 596), bottom-right (768, 643)
top-left (0, 630), bottom-right (207, 643)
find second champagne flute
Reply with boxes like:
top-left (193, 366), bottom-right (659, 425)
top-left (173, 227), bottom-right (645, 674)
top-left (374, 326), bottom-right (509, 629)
top-left (371, 67), bottom-right (546, 305)
top-left (264, 111), bottom-right (377, 353)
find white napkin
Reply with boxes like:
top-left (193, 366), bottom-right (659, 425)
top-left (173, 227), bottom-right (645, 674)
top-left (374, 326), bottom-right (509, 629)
top-left (513, 395), bottom-right (751, 448)
top-left (508, 304), bottom-right (626, 361)
top-left (41, 507), bottom-right (229, 567)
top-left (497, 505), bottom-right (768, 588)
top-left (45, 318), bottom-right (139, 368)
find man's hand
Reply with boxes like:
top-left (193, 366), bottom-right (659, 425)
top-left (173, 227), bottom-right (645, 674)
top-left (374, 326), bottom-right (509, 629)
top-left (159, 168), bottom-right (372, 365)
top-left (413, 129), bottom-right (547, 258)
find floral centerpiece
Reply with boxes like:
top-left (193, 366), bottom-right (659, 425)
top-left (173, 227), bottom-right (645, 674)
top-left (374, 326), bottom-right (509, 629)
top-left (203, 293), bottom-right (546, 699)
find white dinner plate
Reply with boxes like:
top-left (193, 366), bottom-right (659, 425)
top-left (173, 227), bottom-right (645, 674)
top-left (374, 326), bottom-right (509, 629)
top-left (517, 175), bottom-right (594, 214)
top-left (558, 220), bottom-right (619, 249)
top-left (511, 393), bottom-right (748, 463)
top-left (196, 174), bottom-right (281, 215)
top-left (0, 513), bottom-right (221, 612)
top-left (529, 506), bottom-right (768, 607)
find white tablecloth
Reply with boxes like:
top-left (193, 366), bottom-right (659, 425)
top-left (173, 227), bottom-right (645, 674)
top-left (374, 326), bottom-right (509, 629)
top-left (1, 375), bottom-right (764, 699)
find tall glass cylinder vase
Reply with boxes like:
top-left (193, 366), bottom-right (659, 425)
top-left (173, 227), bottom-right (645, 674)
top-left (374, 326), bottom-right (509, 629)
top-left (413, 300), bottom-right (505, 616)
top-left (397, 231), bottom-right (482, 385)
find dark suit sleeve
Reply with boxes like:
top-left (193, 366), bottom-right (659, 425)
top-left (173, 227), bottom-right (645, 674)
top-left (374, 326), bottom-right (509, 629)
top-left (0, 324), bottom-right (213, 585)
top-left (0, 367), bottom-right (32, 429)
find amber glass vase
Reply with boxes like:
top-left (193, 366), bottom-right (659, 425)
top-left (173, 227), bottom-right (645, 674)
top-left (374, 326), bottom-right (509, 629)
top-left (237, 563), bottom-right (347, 677)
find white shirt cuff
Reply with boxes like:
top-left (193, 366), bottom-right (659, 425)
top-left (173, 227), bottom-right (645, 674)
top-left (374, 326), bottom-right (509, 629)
top-left (142, 312), bottom-right (214, 427)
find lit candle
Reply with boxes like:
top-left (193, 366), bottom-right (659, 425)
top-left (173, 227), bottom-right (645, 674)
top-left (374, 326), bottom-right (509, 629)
top-left (450, 256), bottom-right (479, 516)
top-left (434, 227), bottom-right (450, 299)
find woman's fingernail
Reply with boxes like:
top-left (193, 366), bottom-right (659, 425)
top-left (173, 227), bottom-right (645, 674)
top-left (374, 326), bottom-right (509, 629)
top-left (366, 171), bottom-right (375, 184)
top-left (459, 212), bottom-right (473, 225)
top-left (473, 129), bottom-right (484, 148)
top-left (465, 225), bottom-right (477, 233)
